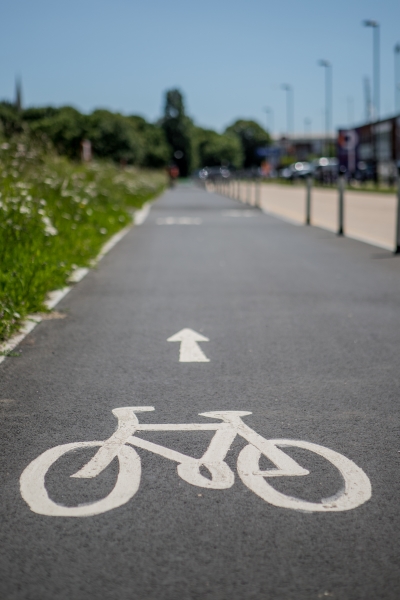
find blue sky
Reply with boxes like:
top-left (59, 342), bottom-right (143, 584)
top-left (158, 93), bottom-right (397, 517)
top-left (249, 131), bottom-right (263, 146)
top-left (2, 0), bottom-right (400, 134)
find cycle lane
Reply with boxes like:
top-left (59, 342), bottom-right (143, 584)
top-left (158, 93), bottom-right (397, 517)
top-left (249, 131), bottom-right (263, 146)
top-left (0, 184), bottom-right (400, 599)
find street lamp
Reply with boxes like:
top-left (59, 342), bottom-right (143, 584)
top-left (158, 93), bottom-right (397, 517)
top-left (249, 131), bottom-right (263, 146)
top-left (281, 84), bottom-right (294, 136)
top-left (395, 43), bottom-right (400, 114)
top-left (318, 59), bottom-right (332, 156)
top-left (263, 106), bottom-right (274, 135)
top-left (347, 96), bottom-right (354, 127)
top-left (363, 20), bottom-right (380, 120)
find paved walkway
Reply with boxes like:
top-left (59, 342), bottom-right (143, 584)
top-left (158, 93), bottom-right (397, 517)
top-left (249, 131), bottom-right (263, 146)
top-left (1, 185), bottom-right (400, 599)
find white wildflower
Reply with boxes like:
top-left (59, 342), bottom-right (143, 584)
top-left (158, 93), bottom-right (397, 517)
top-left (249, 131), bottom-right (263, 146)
top-left (41, 215), bottom-right (58, 236)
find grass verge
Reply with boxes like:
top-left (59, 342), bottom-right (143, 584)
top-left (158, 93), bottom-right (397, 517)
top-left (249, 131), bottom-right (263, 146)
top-left (0, 137), bottom-right (166, 342)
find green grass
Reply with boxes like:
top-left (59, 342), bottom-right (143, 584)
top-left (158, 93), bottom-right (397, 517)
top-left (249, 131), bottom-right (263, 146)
top-left (0, 137), bottom-right (166, 342)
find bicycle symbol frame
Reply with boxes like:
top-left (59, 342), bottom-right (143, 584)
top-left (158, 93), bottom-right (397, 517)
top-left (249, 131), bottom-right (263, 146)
top-left (20, 407), bottom-right (371, 517)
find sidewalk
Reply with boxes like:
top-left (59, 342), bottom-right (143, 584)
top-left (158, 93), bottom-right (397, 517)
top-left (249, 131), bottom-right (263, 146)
top-left (212, 181), bottom-right (398, 251)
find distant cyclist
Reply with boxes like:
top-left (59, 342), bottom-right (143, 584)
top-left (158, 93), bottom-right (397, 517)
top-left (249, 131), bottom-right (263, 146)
top-left (168, 163), bottom-right (179, 187)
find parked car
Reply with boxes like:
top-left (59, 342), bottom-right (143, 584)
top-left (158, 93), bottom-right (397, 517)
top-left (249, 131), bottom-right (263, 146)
top-left (196, 166), bottom-right (231, 180)
top-left (280, 162), bottom-right (312, 181)
top-left (312, 157), bottom-right (338, 184)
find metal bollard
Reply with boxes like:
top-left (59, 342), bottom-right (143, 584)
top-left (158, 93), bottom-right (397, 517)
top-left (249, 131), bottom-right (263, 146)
top-left (395, 169), bottom-right (400, 254)
top-left (305, 175), bottom-right (312, 225)
top-left (256, 180), bottom-right (261, 208)
top-left (337, 175), bottom-right (345, 236)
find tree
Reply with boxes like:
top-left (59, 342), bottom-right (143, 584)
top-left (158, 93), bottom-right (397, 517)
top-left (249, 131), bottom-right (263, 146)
top-left (0, 102), bottom-right (23, 137)
top-left (161, 89), bottom-right (196, 176)
top-left (127, 116), bottom-right (170, 168)
top-left (28, 106), bottom-right (88, 158)
top-left (224, 119), bottom-right (271, 168)
top-left (196, 128), bottom-right (243, 169)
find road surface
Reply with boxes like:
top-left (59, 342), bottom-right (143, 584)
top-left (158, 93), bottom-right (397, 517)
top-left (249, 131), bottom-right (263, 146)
top-left (0, 185), bottom-right (399, 599)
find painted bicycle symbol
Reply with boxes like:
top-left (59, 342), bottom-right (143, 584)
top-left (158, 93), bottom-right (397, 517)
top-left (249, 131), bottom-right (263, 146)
top-left (20, 407), bottom-right (371, 517)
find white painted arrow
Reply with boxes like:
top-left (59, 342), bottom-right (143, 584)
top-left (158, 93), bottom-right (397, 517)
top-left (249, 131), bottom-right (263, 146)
top-left (167, 328), bottom-right (210, 362)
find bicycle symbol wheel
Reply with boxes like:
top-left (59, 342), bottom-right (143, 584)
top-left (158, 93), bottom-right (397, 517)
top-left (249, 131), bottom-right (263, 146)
top-left (20, 441), bottom-right (141, 517)
top-left (237, 439), bottom-right (371, 512)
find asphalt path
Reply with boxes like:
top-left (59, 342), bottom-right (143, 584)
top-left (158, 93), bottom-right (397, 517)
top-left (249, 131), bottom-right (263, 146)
top-left (1, 184), bottom-right (400, 600)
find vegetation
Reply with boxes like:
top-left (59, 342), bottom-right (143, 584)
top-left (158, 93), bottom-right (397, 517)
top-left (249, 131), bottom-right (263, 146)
top-left (196, 128), bottom-right (243, 169)
top-left (161, 89), bottom-right (197, 177)
top-left (224, 120), bottom-right (271, 168)
top-left (0, 137), bottom-right (166, 342)
top-left (0, 88), bottom-right (272, 343)
top-left (0, 90), bottom-right (271, 173)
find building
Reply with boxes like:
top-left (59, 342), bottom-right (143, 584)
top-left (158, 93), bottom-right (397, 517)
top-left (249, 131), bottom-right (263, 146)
top-left (272, 133), bottom-right (336, 161)
top-left (338, 115), bottom-right (400, 184)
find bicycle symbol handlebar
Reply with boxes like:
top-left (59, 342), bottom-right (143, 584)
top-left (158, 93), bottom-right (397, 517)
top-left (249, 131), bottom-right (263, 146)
top-left (20, 407), bottom-right (371, 517)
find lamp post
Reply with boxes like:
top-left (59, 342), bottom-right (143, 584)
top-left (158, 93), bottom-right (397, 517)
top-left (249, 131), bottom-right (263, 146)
top-left (318, 60), bottom-right (332, 157)
top-left (263, 106), bottom-right (274, 135)
top-left (395, 43), bottom-right (400, 114)
top-left (347, 96), bottom-right (354, 127)
top-left (363, 20), bottom-right (380, 120)
top-left (281, 84), bottom-right (294, 136)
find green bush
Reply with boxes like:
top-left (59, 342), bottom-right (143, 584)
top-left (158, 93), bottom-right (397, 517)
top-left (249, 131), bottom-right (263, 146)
top-left (28, 106), bottom-right (89, 158)
top-left (87, 110), bottom-right (144, 164)
top-left (196, 128), bottom-right (243, 168)
top-left (225, 119), bottom-right (271, 168)
top-left (0, 137), bottom-right (166, 341)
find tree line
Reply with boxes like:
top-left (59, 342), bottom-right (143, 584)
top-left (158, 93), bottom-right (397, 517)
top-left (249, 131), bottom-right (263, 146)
top-left (0, 88), bottom-right (271, 176)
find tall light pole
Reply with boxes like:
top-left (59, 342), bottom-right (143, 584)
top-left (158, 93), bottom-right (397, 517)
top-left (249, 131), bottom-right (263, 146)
top-left (263, 106), bottom-right (274, 135)
top-left (363, 20), bottom-right (380, 120)
top-left (318, 59), bottom-right (332, 156)
top-left (347, 96), bottom-right (354, 127)
top-left (395, 43), bottom-right (400, 114)
top-left (281, 84), bottom-right (294, 136)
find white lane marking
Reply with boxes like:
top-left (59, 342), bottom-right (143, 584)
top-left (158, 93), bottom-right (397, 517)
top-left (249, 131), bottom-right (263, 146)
top-left (134, 202), bottom-right (151, 225)
top-left (167, 328), bottom-right (210, 362)
top-left (68, 267), bottom-right (89, 283)
top-left (156, 217), bottom-right (202, 225)
top-left (20, 406), bottom-right (372, 517)
top-left (221, 210), bottom-right (256, 217)
top-left (0, 214), bottom-right (144, 365)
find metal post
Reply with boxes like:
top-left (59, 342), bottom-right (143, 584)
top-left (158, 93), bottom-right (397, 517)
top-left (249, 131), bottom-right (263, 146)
top-left (338, 174), bottom-right (345, 236)
top-left (395, 169), bottom-right (400, 254)
top-left (247, 180), bottom-right (251, 204)
top-left (256, 180), bottom-right (261, 208)
top-left (306, 175), bottom-right (312, 225)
